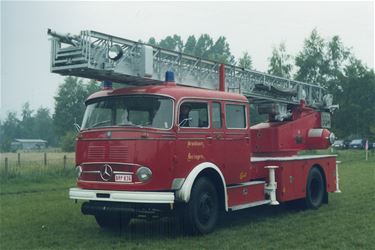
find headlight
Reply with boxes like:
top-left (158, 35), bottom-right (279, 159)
top-left (136, 166), bottom-right (152, 182)
top-left (328, 133), bottom-right (335, 145)
top-left (108, 44), bottom-right (123, 60)
top-left (76, 165), bottom-right (82, 179)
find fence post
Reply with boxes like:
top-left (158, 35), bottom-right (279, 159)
top-left (17, 152), bottom-right (21, 167)
top-left (63, 155), bottom-right (67, 170)
top-left (5, 157), bottom-right (8, 176)
top-left (44, 152), bottom-right (47, 166)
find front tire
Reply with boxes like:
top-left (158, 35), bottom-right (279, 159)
top-left (305, 167), bottom-right (325, 209)
top-left (181, 177), bottom-right (219, 235)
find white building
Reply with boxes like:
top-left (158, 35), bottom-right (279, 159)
top-left (11, 139), bottom-right (47, 151)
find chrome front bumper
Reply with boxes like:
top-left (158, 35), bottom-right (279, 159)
top-left (69, 188), bottom-right (175, 204)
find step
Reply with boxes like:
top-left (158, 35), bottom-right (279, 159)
top-left (229, 200), bottom-right (271, 211)
top-left (227, 181), bottom-right (266, 208)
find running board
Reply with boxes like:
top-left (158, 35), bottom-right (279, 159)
top-left (227, 181), bottom-right (266, 208)
top-left (229, 200), bottom-right (271, 211)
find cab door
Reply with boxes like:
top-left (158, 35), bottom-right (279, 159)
top-left (175, 100), bottom-right (211, 177)
top-left (223, 102), bottom-right (251, 184)
top-left (209, 101), bottom-right (226, 170)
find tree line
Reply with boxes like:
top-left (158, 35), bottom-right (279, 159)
top-left (0, 29), bottom-right (374, 151)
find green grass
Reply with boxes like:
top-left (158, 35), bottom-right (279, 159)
top-left (0, 150), bottom-right (374, 249)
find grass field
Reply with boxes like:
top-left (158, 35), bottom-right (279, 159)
top-left (0, 150), bottom-right (374, 249)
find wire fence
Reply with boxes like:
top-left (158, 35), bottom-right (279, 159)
top-left (0, 152), bottom-right (76, 181)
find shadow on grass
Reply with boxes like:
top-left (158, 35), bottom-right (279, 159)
top-left (97, 202), bottom-right (307, 239)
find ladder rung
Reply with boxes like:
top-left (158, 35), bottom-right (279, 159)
top-left (56, 51), bottom-right (84, 58)
top-left (54, 57), bottom-right (87, 65)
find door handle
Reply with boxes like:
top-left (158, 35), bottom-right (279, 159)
top-left (206, 136), bottom-right (213, 140)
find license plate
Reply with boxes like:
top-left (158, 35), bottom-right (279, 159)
top-left (115, 174), bottom-right (132, 183)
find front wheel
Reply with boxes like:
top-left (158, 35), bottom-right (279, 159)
top-left (305, 167), bottom-right (325, 209)
top-left (181, 177), bottom-right (219, 235)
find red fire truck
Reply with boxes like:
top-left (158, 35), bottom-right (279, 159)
top-left (48, 29), bottom-right (340, 234)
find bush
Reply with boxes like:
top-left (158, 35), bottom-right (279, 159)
top-left (60, 131), bottom-right (76, 152)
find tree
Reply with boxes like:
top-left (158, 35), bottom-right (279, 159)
top-left (208, 36), bottom-right (234, 64)
top-left (238, 52), bottom-right (253, 70)
top-left (33, 107), bottom-right (56, 146)
top-left (194, 34), bottom-right (214, 59)
top-left (332, 59), bottom-right (375, 140)
top-left (268, 43), bottom-right (293, 78)
top-left (53, 77), bottom-right (100, 140)
top-left (159, 35), bottom-right (183, 52)
top-left (151, 34), bottom-right (234, 64)
top-left (295, 29), bottom-right (327, 85)
top-left (0, 112), bottom-right (20, 151)
top-left (325, 35), bottom-right (351, 92)
top-left (147, 37), bottom-right (157, 46)
top-left (0, 105), bottom-right (56, 151)
top-left (60, 131), bottom-right (76, 152)
top-left (19, 102), bottom-right (35, 139)
top-left (183, 35), bottom-right (197, 55)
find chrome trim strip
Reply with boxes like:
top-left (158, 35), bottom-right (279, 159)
top-left (82, 170), bottom-right (100, 174)
top-left (251, 154), bottom-right (337, 162)
top-left (177, 131), bottom-right (210, 134)
top-left (81, 162), bottom-right (140, 166)
top-left (178, 138), bottom-right (206, 140)
top-left (113, 171), bottom-right (133, 174)
top-left (227, 181), bottom-right (265, 189)
top-left (81, 129), bottom-right (175, 135)
top-left (69, 187), bottom-right (175, 203)
top-left (78, 180), bottom-right (142, 185)
top-left (226, 132), bottom-right (248, 135)
top-left (79, 138), bottom-right (175, 141)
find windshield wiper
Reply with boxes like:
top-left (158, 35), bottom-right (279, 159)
top-left (90, 120), bottom-right (111, 128)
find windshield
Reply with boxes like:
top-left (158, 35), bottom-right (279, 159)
top-left (351, 139), bottom-right (362, 144)
top-left (82, 95), bottom-right (173, 130)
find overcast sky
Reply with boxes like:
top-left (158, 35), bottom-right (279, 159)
top-left (1, 1), bottom-right (374, 119)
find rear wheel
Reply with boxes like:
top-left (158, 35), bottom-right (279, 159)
top-left (305, 167), bottom-right (325, 209)
top-left (181, 177), bottom-right (219, 235)
top-left (95, 213), bottom-right (131, 230)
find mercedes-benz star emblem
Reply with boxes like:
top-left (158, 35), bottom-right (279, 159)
top-left (100, 164), bottom-right (113, 181)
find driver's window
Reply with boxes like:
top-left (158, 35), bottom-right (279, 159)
top-left (179, 102), bottom-right (208, 128)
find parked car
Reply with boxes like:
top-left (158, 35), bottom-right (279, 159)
top-left (349, 139), bottom-right (365, 149)
top-left (332, 140), bottom-right (345, 149)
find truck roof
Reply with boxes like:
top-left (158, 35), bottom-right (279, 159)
top-left (86, 84), bottom-right (248, 104)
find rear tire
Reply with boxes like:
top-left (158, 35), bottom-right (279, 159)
top-left (95, 213), bottom-right (131, 230)
top-left (181, 177), bottom-right (219, 235)
top-left (305, 167), bottom-right (325, 209)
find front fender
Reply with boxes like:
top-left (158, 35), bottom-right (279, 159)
top-left (175, 162), bottom-right (228, 211)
